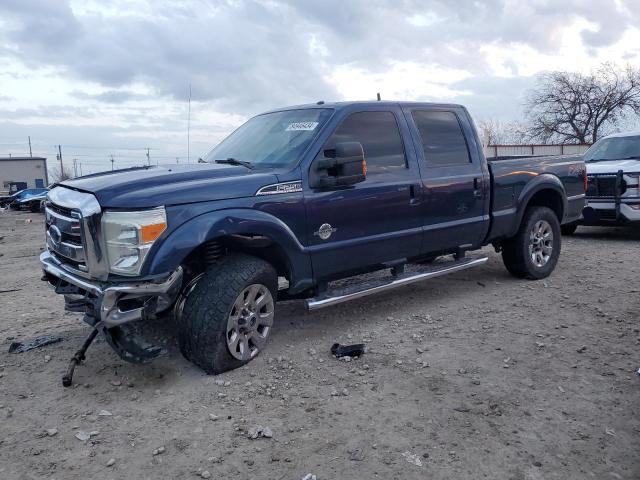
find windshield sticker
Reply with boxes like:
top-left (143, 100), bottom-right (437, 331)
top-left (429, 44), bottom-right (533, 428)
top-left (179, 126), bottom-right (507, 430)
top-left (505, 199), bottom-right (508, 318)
top-left (286, 122), bottom-right (319, 131)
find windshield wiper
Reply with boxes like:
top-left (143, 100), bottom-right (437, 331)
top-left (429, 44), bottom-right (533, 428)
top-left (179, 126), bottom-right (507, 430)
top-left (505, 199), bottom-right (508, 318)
top-left (586, 156), bottom-right (640, 162)
top-left (214, 158), bottom-right (254, 169)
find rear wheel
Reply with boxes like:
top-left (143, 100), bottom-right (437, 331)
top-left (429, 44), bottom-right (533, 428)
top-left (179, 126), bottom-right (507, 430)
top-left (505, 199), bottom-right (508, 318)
top-left (561, 223), bottom-right (578, 235)
top-left (175, 253), bottom-right (277, 374)
top-left (502, 206), bottom-right (561, 280)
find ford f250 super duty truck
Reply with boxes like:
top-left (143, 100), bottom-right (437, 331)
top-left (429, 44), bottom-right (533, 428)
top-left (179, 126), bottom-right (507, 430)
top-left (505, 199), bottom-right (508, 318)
top-left (40, 101), bottom-right (586, 383)
top-left (560, 131), bottom-right (640, 234)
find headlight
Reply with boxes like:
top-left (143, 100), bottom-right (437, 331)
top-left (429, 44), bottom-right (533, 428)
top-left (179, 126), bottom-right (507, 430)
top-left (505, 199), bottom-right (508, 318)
top-left (102, 207), bottom-right (167, 276)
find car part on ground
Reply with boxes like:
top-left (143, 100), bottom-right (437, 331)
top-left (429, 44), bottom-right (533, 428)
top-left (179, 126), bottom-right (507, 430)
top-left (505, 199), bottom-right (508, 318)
top-left (8, 335), bottom-right (63, 353)
top-left (331, 343), bottom-right (367, 358)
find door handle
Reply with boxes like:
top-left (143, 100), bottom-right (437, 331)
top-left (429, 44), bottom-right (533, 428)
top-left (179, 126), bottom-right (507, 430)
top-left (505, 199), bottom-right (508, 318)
top-left (473, 178), bottom-right (483, 199)
top-left (409, 184), bottom-right (420, 205)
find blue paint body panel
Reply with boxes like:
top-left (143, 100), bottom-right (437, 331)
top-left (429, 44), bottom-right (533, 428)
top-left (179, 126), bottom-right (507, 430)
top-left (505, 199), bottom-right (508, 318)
top-left (59, 101), bottom-right (586, 293)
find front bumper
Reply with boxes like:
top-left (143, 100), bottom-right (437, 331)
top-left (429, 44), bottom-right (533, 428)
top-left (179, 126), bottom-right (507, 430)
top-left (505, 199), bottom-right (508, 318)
top-left (41, 251), bottom-right (183, 328)
top-left (582, 200), bottom-right (640, 224)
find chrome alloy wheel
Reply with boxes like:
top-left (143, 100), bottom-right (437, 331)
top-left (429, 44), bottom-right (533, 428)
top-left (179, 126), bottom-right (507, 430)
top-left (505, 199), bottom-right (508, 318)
top-left (529, 220), bottom-right (553, 267)
top-left (226, 284), bottom-right (274, 361)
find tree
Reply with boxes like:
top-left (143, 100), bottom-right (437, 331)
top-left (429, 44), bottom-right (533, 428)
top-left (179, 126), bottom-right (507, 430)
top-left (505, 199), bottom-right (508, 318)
top-left (476, 118), bottom-right (527, 146)
top-left (525, 63), bottom-right (640, 144)
top-left (52, 166), bottom-right (71, 183)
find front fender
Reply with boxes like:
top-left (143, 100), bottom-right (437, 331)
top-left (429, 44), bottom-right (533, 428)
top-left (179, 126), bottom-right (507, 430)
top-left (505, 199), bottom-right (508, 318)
top-left (146, 208), bottom-right (312, 290)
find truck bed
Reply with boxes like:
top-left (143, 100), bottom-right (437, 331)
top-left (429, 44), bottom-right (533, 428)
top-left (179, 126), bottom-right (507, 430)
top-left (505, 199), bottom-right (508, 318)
top-left (486, 154), bottom-right (586, 242)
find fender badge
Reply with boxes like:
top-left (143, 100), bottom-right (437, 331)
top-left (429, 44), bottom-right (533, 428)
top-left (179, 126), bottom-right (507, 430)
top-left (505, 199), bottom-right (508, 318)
top-left (314, 223), bottom-right (337, 240)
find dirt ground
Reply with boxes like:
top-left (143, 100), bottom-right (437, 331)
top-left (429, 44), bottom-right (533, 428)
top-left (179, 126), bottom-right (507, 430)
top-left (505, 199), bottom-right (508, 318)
top-left (0, 209), bottom-right (638, 480)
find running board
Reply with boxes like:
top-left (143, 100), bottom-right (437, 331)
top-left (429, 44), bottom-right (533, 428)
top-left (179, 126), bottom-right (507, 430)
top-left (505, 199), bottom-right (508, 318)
top-left (305, 256), bottom-right (488, 311)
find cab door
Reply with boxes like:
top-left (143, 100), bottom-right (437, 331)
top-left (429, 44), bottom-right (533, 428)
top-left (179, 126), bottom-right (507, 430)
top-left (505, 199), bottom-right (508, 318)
top-left (303, 107), bottom-right (423, 281)
top-left (404, 107), bottom-right (490, 254)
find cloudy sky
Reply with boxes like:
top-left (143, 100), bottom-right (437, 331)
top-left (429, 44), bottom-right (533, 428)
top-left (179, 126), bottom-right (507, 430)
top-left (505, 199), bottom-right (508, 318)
top-left (1, 0), bottom-right (639, 176)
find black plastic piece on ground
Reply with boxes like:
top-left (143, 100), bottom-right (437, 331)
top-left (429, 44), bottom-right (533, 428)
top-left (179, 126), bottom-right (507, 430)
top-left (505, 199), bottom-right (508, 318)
top-left (331, 343), bottom-right (367, 358)
top-left (9, 335), bottom-right (63, 353)
top-left (62, 329), bottom-right (98, 387)
top-left (100, 324), bottom-right (164, 364)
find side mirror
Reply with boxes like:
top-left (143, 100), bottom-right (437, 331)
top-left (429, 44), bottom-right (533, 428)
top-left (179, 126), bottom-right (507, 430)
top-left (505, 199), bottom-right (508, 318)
top-left (314, 141), bottom-right (367, 188)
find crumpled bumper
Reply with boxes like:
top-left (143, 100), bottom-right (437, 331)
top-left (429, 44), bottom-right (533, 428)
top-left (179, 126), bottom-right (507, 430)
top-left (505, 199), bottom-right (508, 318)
top-left (40, 251), bottom-right (183, 328)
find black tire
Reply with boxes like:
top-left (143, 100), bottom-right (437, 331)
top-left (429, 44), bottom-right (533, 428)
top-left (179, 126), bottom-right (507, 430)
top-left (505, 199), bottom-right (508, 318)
top-left (561, 223), bottom-right (578, 235)
top-left (501, 206), bottom-right (561, 280)
top-left (176, 253), bottom-right (277, 374)
top-left (29, 201), bottom-right (39, 213)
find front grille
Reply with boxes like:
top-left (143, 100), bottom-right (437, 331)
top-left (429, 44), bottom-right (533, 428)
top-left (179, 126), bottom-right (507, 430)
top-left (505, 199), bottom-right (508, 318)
top-left (586, 174), bottom-right (626, 198)
top-left (45, 202), bottom-right (88, 273)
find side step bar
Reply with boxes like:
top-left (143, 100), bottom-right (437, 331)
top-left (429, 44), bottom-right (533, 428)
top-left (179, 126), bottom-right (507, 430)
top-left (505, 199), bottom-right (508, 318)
top-left (306, 256), bottom-right (488, 311)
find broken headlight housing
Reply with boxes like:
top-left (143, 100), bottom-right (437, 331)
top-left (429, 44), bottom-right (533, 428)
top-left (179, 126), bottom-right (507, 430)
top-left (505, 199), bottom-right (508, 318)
top-left (102, 207), bottom-right (167, 276)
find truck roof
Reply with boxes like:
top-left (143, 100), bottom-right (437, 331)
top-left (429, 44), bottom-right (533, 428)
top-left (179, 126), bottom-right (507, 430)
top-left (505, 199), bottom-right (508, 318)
top-left (264, 100), bottom-right (466, 114)
top-left (602, 131), bottom-right (640, 139)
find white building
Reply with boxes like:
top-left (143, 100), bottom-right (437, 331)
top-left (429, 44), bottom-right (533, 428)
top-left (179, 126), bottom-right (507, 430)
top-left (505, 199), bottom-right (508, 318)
top-left (0, 156), bottom-right (49, 193)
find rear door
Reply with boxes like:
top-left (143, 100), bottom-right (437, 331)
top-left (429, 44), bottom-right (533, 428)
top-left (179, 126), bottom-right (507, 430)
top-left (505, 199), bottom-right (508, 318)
top-left (404, 107), bottom-right (489, 254)
top-left (303, 107), bottom-right (423, 281)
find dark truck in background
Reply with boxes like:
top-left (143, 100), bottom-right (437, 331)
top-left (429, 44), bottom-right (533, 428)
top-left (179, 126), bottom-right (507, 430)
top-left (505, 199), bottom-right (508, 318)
top-left (40, 101), bottom-right (586, 381)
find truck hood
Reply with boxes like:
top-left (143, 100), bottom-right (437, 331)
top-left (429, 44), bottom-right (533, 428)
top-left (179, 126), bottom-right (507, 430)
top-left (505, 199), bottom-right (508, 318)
top-left (586, 159), bottom-right (640, 174)
top-left (60, 164), bottom-right (279, 208)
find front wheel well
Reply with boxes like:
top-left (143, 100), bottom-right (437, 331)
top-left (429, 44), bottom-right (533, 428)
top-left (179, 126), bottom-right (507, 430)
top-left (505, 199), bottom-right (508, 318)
top-left (525, 189), bottom-right (564, 222)
top-left (181, 234), bottom-right (292, 282)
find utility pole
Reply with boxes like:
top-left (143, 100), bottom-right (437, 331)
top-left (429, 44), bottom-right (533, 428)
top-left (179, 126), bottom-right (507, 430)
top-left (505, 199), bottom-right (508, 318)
top-left (58, 145), bottom-right (64, 177)
top-left (187, 84), bottom-right (191, 163)
top-left (28, 136), bottom-right (32, 157)
top-left (110, 154), bottom-right (115, 171)
top-left (146, 147), bottom-right (150, 166)
top-left (79, 163), bottom-right (83, 176)
top-left (73, 158), bottom-right (78, 177)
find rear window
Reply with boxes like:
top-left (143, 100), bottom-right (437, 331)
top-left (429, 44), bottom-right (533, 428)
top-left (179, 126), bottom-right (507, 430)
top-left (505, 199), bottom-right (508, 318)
top-left (412, 110), bottom-right (471, 167)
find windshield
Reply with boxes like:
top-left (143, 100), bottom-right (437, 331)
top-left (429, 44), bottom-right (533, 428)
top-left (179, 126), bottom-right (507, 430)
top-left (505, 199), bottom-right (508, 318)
top-left (584, 135), bottom-right (640, 162)
top-left (204, 108), bottom-right (333, 168)
top-left (17, 189), bottom-right (46, 199)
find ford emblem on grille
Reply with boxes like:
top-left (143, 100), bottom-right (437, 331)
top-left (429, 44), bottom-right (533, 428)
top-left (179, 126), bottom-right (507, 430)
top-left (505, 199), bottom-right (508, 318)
top-left (48, 224), bottom-right (62, 247)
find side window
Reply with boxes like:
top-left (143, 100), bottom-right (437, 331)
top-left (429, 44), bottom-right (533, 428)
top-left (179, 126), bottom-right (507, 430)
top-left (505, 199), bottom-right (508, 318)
top-left (322, 111), bottom-right (407, 173)
top-left (412, 110), bottom-right (471, 167)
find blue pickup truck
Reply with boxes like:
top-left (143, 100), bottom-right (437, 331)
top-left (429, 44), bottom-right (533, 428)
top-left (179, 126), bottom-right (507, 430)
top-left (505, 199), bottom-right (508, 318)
top-left (40, 101), bottom-right (586, 380)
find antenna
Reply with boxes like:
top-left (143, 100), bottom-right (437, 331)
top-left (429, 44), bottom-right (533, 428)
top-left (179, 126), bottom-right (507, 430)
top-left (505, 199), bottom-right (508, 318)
top-left (187, 84), bottom-right (191, 164)
top-left (376, 92), bottom-right (381, 101)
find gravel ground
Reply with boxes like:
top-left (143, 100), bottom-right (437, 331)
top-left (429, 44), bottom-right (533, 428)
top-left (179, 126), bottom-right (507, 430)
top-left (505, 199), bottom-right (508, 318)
top-left (0, 209), bottom-right (638, 480)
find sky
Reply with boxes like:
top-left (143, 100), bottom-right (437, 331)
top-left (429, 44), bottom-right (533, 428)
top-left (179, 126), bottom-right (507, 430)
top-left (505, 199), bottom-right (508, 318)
top-left (1, 0), bottom-right (639, 177)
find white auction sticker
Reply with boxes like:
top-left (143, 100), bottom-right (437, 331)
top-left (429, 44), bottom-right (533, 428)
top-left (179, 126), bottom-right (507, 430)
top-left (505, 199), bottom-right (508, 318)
top-left (286, 122), bottom-right (319, 131)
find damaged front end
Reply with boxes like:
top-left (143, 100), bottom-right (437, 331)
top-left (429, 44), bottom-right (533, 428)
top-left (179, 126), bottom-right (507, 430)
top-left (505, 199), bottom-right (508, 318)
top-left (40, 186), bottom-right (183, 386)
top-left (41, 251), bottom-right (182, 363)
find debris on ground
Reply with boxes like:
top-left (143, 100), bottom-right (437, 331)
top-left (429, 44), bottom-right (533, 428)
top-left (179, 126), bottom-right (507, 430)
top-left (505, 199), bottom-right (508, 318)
top-left (106, 458), bottom-right (116, 467)
top-left (402, 451), bottom-right (423, 467)
top-left (247, 425), bottom-right (273, 439)
top-left (74, 431), bottom-right (91, 442)
top-left (152, 446), bottom-right (165, 455)
top-left (331, 343), bottom-right (367, 358)
top-left (98, 410), bottom-right (112, 416)
top-left (8, 335), bottom-right (63, 353)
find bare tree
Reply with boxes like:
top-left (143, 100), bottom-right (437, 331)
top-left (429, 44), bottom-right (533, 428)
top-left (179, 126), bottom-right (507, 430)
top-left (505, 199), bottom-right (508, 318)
top-left (52, 167), bottom-right (72, 183)
top-left (477, 118), bottom-right (527, 146)
top-left (525, 63), bottom-right (640, 144)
